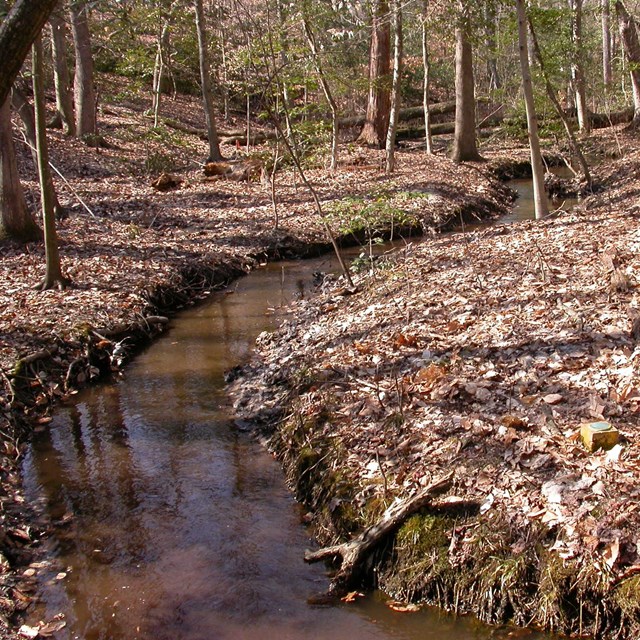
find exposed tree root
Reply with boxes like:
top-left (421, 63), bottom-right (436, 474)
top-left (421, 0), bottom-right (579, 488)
top-left (304, 471), bottom-right (454, 595)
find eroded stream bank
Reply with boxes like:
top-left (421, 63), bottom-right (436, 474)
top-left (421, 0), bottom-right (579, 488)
top-left (21, 249), bottom-right (554, 640)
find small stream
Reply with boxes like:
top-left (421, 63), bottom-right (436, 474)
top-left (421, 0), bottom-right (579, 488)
top-left (20, 181), bottom-right (570, 640)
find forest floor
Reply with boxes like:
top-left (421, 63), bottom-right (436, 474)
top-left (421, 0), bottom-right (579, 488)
top-left (0, 78), bottom-right (639, 637)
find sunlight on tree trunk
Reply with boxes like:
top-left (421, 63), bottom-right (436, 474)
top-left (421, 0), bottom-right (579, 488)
top-left (50, 9), bottom-right (76, 136)
top-left (569, 0), bottom-right (590, 134)
top-left (516, 0), bottom-right (548, 220)
top-left (0, 98), bottom-right (41, 243)
top-left (602, 0), bottom-right (613, 88)
top-left (616, 0), bottom-right (640, 127)
top-left (70, 0), bottom-right (97, 139)
top-left (195, 0), bottom-right (222, 162)
top-left (357, 0), bottom-right (391, 148)
top-left (152, 20), bottom-right (171, 129)
top-left (422, 0), bottom-right (433, 155)
top-left (385, 0), bottom-right (402, 174)
top-left (452, 2), bottom-right (482, 163)
top-left (33, 34), bottom-right (69, 290)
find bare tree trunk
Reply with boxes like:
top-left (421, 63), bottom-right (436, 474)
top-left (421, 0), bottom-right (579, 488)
top-left (569, 0), bottom-right (590, 133)
top-left (303, 18), bottom-right (339, 171)
top-left (421, 0), bottom-right (433, 154)
top-left (603, 0), bottom-right (613, 88)
top-left (12, 86), bottom-right (66, 218)
top-left (385, 0), bottom-right (402, 174)
top-left (357, 0), bottom-right (391, 148)
top-left (195, 0), bottom-right (222, 161)
top-left (152, 20), bottom-right (171, 128)
top-left (49, 10), bottom-right (76, 136)
top-left (516, 0), bottom-right (548, 220)
top-left (0, 98), bottom-right (41, 243)
top-left (528, 17), bottom-right (591, 186)
top-left (0, 0), bottom-right (59, 106)
top-left (484, 3), bottom-right (501, 91)
top-left (616, 0), bottom-right (640, 127)
top-left (452, 2), bottom-right (482, 162)
top-left (33, 34), bottom-right (68, 288)
top-left (69, 0), bottom-right (97, 138)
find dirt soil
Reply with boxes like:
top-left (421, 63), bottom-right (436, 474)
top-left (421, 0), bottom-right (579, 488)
top-left (0, 80), bottom-right (514, 637)
top-left (231, 130), bottom-right (640, 639)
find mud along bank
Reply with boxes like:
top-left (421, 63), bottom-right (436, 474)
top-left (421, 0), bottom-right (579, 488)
top-left (230, 151), bottom-right (640, 638)
top-left (0, 148), bottom-right (512, 636)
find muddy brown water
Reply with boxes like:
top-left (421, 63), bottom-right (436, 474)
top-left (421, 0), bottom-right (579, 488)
top-left (21, 185), bottom-right (565, 640)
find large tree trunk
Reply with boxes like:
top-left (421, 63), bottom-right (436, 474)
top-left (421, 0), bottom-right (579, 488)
top-left (33, 34), bottom-right (67, 289)
top-left (385, 0), bottom-right (402, 173)
top-left (603, 0), bottom-right (613, 88)
top-left (451, 2), bottom-right (482, 162)
top-left (0, 0), bottom-right (59, 106)
top-left (69, 0), bottom-right (97, 138)
top-left (569, 0), bottom-right (590, 133)
top-left (12, 86), bottom-right (65, 218)
top-left (194, 0), bottom-right (222, 162)
top-left (616, 0), bottom-right (640, 127)
top-left (357, 0), bottom-right (391, 148)
top-left (0, 98), bottom-right (41, 243)
top-left (49, 9), bottom-right (76, 136)
top-left (516, 0), bottom-right (548, 220)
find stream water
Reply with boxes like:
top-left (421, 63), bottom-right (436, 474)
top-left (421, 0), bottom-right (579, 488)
top-left (20, 183), bottom-right (569, 640)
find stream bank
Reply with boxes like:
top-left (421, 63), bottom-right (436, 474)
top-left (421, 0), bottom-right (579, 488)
top-left (229, 134), bottom-right (640, 639)
top-left (0, 147), bottom-right (514, 637)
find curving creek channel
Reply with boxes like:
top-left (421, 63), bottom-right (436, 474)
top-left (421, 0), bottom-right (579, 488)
top-left (20, 179), bottom-right (574, 640)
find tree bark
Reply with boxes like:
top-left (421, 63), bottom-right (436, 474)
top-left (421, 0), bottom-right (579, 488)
top-left (569, 0), bottom-right (590, 133)
top-left (0, 98), bottom-right (41, 243)
top-left (49, 9), bottom-right (76, 136)
top-left (0, 0), bottom-right (59, 106)
top-left (195, 0), bottom-right (222, 162)
top-left (69, 0), bottom-right (97, 138)
top-left (484, 3), bottom-right (501, 91)
top-left (357, 0), bottom-right (391, 148)
top-left (422, 0), bottom-right (433, 154)
top-left (385, 0), bottom-right (402, 173)
top-left (33, 34), bottom-right (68, 289)
top-left (615, 0), bottom-right (640, 127)
top-left (152, 20), bottom-right (171, 129)
top-left (603, 0), bottom-right (613, 88)
top-left (516, 0), bottom-right (548, 220)
top-left (451, 2), bottom-right (482, 162)
top-left (12, 86), bottom-right (65, 218)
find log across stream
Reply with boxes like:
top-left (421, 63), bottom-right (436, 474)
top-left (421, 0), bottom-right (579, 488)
top-left (20, 182), bottom-right (564, 640)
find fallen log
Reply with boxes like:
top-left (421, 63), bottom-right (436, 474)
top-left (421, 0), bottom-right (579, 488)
top-left (304, 471), bottom-right (454, 595)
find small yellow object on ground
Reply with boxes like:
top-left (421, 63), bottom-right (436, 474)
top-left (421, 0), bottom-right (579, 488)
top-left (580, 421), bottom-right (619, 452)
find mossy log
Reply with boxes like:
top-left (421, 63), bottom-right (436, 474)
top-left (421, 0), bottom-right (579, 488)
top-left (305, 471), bottom-right (454, 595)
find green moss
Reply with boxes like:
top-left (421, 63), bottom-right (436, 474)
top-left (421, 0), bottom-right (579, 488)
top-left (614, 576), bottom-right (640, 622)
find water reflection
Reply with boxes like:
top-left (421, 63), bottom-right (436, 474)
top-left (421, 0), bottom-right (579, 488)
top-left (23, 251), bottom-right (554, 639)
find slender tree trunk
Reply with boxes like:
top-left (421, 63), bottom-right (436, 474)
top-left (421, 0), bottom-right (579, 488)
top-left (385, 0), bottom-right (402, 174)
top-left (603, 0), bottom-right (613, 88)
top-left (69, 0), bottom-right (97, 138)
top-left (616, 0), bottom-right (640, 126)
top-left (0, 98), bottom-right (41, 243)
top-left (516, 0), bottom-right (548, 220)
top-left (484, 3), bottom-right (501, 91)
top-left (152, 20), bottom-right (171, 128)
top-left (195, 0), bottom-right (222, 161)
top-left (528, 17), bottom-right (591, 186)
top-left (303, 18), bottom-right (339, 171)
top-left (569, 0), bottom-right (590, 133)
top-left (33, 34), bottom-right (68, 288)
top-left (422, 0), bottom-right (433, 154)
top-left (357, 0), bottom-right (391, 148)
top-left (0, 0), bottom-right (59, 106)
top-left (452, 2), bottom-right (482, 162)
top-left (49, 10), bottom-right (76, 136)
top-left (12, 86), bottom-right (66, 218)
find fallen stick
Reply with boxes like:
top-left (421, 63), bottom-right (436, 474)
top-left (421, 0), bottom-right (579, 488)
top-left (305, 471), bottom-right (454, 594)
